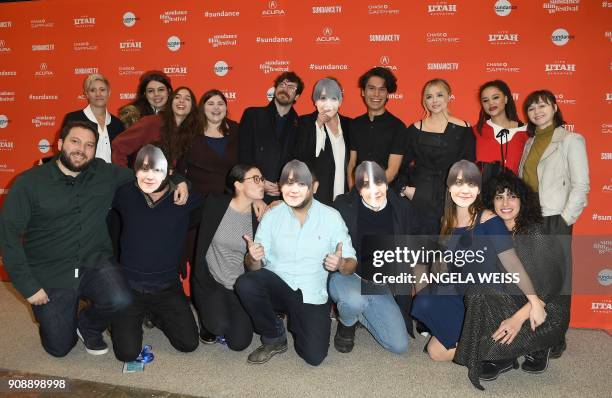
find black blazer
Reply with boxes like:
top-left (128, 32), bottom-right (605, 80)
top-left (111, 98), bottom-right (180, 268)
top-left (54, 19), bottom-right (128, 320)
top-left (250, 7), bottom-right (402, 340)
top-left (238, 101), bottom-right (300, 184)
top-left (62, 109), bottom-right (125, 142)
top-left (296, 111), bottom-right (351, 206)
top-left (192, 194), bottom-right (258, 287)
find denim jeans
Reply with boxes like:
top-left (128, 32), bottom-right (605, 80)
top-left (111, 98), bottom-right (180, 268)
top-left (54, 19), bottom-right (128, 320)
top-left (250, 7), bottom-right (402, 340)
top-left (328, 272), bottom-right (409, 354)
top-left (31, 263), bottom-right (132, 357)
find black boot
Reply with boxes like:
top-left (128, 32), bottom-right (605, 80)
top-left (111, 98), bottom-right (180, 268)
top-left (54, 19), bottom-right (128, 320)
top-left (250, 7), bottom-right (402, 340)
top-left (521, 348), bottom-right (551, 373)
top-left (549, 338), bottom-right (566, 359)
top-left (199, 326), bottom-right (216, 344)
top-left (334, 322), bottom-right (357, 353)
top-left (479, 358), bottom-right (519, 381)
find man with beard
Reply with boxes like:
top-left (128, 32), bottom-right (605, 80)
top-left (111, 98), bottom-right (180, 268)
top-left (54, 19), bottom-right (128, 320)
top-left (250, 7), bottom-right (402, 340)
top-left (235, 160), bottom-right (357, 366)
top-left (0, 121), bottom-right (188, 358)
top-left (238, 72), bottom-right (304, 202)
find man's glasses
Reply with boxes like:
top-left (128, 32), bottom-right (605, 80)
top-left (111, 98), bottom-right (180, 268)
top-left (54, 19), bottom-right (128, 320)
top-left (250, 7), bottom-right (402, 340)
top-left (243, 175), bottom-right (264, 184)
top-left (278, 80), bottom-right (298, 92)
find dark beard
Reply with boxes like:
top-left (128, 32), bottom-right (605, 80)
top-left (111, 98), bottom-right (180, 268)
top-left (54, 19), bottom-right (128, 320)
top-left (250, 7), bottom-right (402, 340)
top-left (274, 91), bottom-right (293, 106)
top-left (59, 149), bottom-right (92, 172)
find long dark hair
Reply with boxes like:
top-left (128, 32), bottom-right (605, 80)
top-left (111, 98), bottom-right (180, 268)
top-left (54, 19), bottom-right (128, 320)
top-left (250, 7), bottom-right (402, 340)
top-left (131, 70), bottom-right (173, 117)
top-left (199, 89), bottom-right (231, 136)
top-left (482, 171), bottom-right (542, 234)
top-left (475, 80), bottom-right (522, 135)
top-left (440, 160), bottom-right (483, 237)
top-left (157, 86), bottom-right (202, 165)
top-left (523, 90), bottom-right (566, 137)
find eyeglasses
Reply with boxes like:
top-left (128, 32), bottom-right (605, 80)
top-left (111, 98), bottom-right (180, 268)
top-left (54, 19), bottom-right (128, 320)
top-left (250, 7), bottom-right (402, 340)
top-left (278, 80), bottom-right (298, 92)
top-left (243, 175), bottom-right (264, 184)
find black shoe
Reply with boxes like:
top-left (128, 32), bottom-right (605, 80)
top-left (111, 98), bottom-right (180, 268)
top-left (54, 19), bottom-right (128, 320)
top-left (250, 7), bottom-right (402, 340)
top-left (199, 327), bottom-right (216, 344)
top-left (247, 340), bottom-right (288, 364)
top-left (549, 339), bottom-right (566, 359)
top-left (334, 322), bottom-right (357, 353)
top-left (521, 348), bottom-right (550, 373)
top-left (76, 328), bottom-right (109, 355)
top-left (479, 358), bottom-right (519, 381)
top-left (416, 320), bottom-right (431, 337)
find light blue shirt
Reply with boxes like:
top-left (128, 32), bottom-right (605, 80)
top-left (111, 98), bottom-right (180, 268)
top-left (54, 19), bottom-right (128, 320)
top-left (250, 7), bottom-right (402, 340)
top-left (255, 199), bottom-right (356, 305)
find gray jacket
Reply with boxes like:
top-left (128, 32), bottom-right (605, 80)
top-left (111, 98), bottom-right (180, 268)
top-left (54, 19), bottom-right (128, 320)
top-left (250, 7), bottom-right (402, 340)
top-left (518, 126), bottom-right (589, 225)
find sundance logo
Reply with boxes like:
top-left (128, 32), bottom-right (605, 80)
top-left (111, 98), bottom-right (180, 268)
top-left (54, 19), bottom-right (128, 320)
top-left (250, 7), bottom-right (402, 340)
top-left (163, 65), bottom-right (188, 76)
top-left (316, 27), bottom-right (340, 43)
top-left (119, 40), bottom-right (142, 51)
top-left (0, 91), bottom-right (15, 102)
top-left (544, 0), bottom-right (579, 14)
top-left (0, 115), bottom-right (8, 128)
top-left (31, 19), bottom-right (54, 28)
top-left (122, 12), bottom-right (138, 27)
top-left (167, 36), bottom-right (184, 52)
top-left (494, 0), bottom-right (516, 16)
top-left (0, 21), bottom-right (12, 28)
top-left (32, 44), bottom-right (55, 51)
top-left (73, 41), bottom-right (97, 51)
top-left (426, 32), bottom-right (460, 43)
top-left (74, 67), bottom-right (99, 75)
top-left (38, 139), bottom-right (51, 153)
top-left (369, 34), bottom-right (400, 42)
top-left (551, 28), bottom-right (574, 46)
top-left (32, 115), bottom-right (56, 128)
top-left (203, 10), bottom-right (240, 17)
top-left (427, 62), bottom-right (459, 70)
top-left (73, 16), bottom-right (95, 27)
top-left (34, 63), bottom-right (53, 77)
top-left (368, 4), bottom-right (400, 15)
top-left (489, 32), bottom-right (519, 45)
top-left (262, 1), bottom-right (286, 16)
top-left (0, 39), bottom-right (11, 52)
top-left (120, 93), bottom-right (137, 100)
top-left (209, 34), bottom-right (238, 48)
top-left (214, 60), bottom-right (232, 77)
top-left (160, 10), bottom-right (188, 24)
top-left (376, 55), bottom-right (398, 71)
top-left (312, 5), bottom-right (342, 13)
top-left (428, 2), bottom-right (457, 15)
top-left (598, 269), bottom-right (612, 286)
top-left (260, 60), bottom-right (290, 74)
top-left (545, 61), bottom-right (576, 75)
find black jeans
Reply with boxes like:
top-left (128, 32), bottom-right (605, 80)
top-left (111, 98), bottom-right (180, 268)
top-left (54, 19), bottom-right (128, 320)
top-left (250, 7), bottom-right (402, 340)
top-left (191, 275), bottom-right (253, 351)
top-left (235, 268), bottom-right (331, 366)
top-left (31, 264), bottom-right (132, 357)
top-left (543, 215), bottom-right (573, 296)
top-left (110, 282), bottom-right (199, 362)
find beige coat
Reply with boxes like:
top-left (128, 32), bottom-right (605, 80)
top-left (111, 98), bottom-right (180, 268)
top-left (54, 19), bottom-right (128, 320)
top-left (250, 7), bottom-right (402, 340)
top-left (518, 126), bottom-right (589, 225)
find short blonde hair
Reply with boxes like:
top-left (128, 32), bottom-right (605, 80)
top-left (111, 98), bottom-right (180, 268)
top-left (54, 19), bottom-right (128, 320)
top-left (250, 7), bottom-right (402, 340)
top-left (83, 73), bottom-right (110, 92)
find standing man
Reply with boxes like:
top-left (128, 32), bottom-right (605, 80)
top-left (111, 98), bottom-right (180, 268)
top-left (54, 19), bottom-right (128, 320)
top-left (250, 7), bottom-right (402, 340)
top-left (0, 121), bottom-right (188, 357)
top-left (235, 160), bottom-right (356, 366)
top-left (347, 67), bottom-right (405, 189)
top-left (238, 72), bottom-right (304, 202)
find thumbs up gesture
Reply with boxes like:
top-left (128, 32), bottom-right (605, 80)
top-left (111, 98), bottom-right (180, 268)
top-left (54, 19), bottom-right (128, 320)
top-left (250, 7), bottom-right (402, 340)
top-left (324, 242), bottom-right (344, 272)
top-left (243, 235), bottom-right (265, 263)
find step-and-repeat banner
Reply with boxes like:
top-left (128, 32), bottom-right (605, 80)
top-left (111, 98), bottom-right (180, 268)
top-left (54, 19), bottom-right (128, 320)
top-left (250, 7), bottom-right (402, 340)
top-left (0, 0), bottom-right (610, 329)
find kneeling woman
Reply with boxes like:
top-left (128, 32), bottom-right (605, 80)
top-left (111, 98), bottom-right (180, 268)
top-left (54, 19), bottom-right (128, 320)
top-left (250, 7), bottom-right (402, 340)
top-left (191, 164), bottom-right (264, 351)
top-left (454, 172), bottom-right (569, 390)
top-left (411, 161), bottom-right (546, 364)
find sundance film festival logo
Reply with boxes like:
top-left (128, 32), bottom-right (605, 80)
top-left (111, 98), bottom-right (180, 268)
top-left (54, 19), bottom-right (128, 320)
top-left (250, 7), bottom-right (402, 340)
top-left (0, 115), bottom-right (8, 129)
top-left (120, 40), bottom-right (142, 51)
top-left (167, 36), bottom-right (184, 51)
top-left (544, 0), bottom-right (579, 14)
top-left (30, 19), bottom-right (54, 28)
top-left (34, 63), bottom-right (53, 77)
top-left (163, 65), bottom-right (188, 76)
top-left (260, 60), bottom-right (290, 74)
top-left (262, 1), bottom-right (286, 16)
top-left (0, 40), bottom-right (11, 52)
top-left (489, 31), bottom-right (519, 45)
top-left (120, 93), bottom-right (137, 100)
top-left (428, 2), bottom-right (457, 16)
top-left (368, 4), bottom-right (400, 15)
top-left (74, 67), bottom-right (98, 75)
top-left (494, 0), bottom-right (516, 16)
top-left (486, 61), bottom-right (520, 73)
top-left (73, 41), bottom-right (97, 51)
top-left (209, 34), bottom-right (238, 48)
top-left (555, 93), bottom-right (576, 105)
top-left (545, 61), bottom-right (576, 76)
top-left (32, 115), bottom-right (56, 128)
top-left (316, 27), bottom-right (340, 43)
top-left (38, 139), bottom-right (51, 153)
top-left (73, 16), bottom-right (95, 27)
top-left (426, 32), bottom-right (460, 43)
top-left (369, 34), bottom-right (400, 42)
top-left (0, 21), bottom-right (12, 28)
top-left (551, 28), bottom-right (574, 46)
top-left (214, 61), bottom-right (232, 77)
top-left (203, 10), bottom-right (240, 17)
top-left (160, 10), bottom-right (188, 24)
top-left (427, 62), bottom-right (459, 71)
top-left (32, 44), bottom-right (55, 51)
top-left (312, 5), bottom-right (342, 14)
top-left (123, 12), bottom-right (139, 27)
top-left (0, 91), bottom-right (15, 102)
top-left (118, 66), bottom-right (144, 76)
top-left (376, 55), bottom-right (398, 71)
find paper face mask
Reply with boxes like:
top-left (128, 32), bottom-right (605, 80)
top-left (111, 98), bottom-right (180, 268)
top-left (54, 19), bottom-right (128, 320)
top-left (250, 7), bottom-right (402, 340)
top-left (315, 97), bottom-right (340, 119)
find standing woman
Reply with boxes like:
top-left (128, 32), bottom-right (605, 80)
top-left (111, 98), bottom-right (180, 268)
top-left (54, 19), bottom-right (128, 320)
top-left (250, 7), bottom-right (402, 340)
top-left (398, 79), bottom-right (475, 234)
top-left (518, 90), bottom-right (589, 357)
top-left (175, 89), bottom-right (239, 195)
top-left (411, 160), bottom-right (546, 363)
top-left (62, 74), bottom-right (125, 163)
top-left (121, 70), bottom-right (172, 119)
top-left (295, 77), bottom-right (351, 205)
top-left (191, 164), bottom-right (264, 350)
top-left (111, 87), bottom-right (201, 167)
top-left (474, 80), bottom-right (528, 180)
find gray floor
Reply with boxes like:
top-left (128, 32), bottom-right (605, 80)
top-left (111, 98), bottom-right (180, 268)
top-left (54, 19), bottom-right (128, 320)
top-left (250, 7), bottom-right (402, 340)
top-left (0, 282), bottom-right (609, 398)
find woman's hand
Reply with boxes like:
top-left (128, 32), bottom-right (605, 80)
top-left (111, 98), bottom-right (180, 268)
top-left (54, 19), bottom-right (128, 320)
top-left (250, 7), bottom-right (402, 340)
top-left (401, 186), bottom-right (415, 200)
top-left (492, 314), bottom-right (525, 345)
top-left (528, 296), bottom-right (547, 331)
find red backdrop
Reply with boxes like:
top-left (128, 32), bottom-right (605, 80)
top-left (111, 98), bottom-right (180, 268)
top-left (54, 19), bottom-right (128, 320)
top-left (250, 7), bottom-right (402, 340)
top-left (0, 0), bottom-right (610, 329)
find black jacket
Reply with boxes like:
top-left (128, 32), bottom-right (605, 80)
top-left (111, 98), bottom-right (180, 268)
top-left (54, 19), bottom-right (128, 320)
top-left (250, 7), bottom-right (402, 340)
top-left (238, 101), bottom-right (300, 184)
top-left (192, 194), bottom-right (258, 287)
top-left (296, 111), bottom-right (351, 205)
top-left (62, 109), bottom-right (125, 142)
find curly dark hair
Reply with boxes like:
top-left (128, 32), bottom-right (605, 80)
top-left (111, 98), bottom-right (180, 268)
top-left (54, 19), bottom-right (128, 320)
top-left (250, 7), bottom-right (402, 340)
top-left (482, 171), bottom-right (543, 234)
top-left (358, 67), bottom-right (398, 93)
top-left (273, 71), bottom-right (305, 96)
top-left (157, 86), bottom-right (202, 165)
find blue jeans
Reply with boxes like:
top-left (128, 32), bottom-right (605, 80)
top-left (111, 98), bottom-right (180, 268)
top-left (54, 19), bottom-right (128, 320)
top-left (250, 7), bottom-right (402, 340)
top-left (328, 273), bottom-right (409, 354)
top-left (31, 263), bottom-right (132, 357)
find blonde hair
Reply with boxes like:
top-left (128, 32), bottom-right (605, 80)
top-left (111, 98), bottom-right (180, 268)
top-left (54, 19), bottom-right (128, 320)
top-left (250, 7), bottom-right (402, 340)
top-left (421, 78), bottom-right (451, 116)
top-left (83, 73), bottom-right (110, 92)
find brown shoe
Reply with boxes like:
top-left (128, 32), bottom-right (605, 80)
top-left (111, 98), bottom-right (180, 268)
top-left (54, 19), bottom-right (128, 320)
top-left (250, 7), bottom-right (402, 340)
top-left (247, 340), bottom-right (288, 364)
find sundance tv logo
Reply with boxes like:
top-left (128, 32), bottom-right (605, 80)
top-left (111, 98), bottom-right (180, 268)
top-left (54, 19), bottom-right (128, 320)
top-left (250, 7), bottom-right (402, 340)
top-left (428, 2), bottom-right (457, 16)
top-left (123, 12), bottom-right (138, 27)
top-left (32, 44), bottom-right (55, 51)
top-left (369, 34), bottom-right (400, 42)
top-left (262, 1), bottom-right (286, 16)
top-left (312, 5), bottom-right (341, 14)
top-left (0, 21), bottom-right (12, 28)
top-left (167, 36), bottom-right (184, 52)
top-left (494, 0), bottom-right (516, 16)
top-left (551, 28), bottom-right (574, 46)
top-left (316, 27), bottom-right (340, 43)
top-left (427, 62), bottom-right (459, 71)
top-left (73, 16), bottom-right (95, 27)
top-left (74, 67), bottom-right (98, 75)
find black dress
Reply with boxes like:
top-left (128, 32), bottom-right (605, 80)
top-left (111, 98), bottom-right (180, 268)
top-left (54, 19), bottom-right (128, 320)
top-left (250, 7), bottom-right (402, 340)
top-left (396, 121), bottom-right (475, 233)
top-left (454, 223), bottom-right (570, 390)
